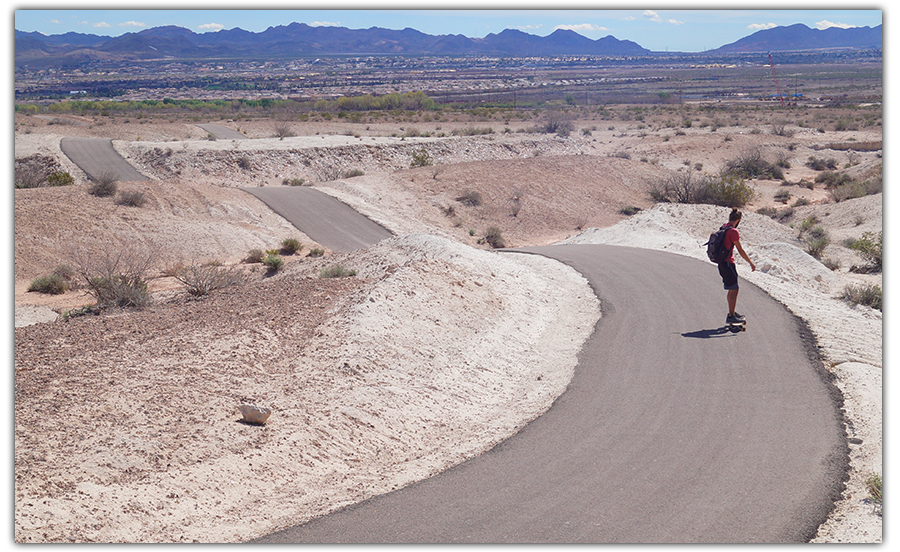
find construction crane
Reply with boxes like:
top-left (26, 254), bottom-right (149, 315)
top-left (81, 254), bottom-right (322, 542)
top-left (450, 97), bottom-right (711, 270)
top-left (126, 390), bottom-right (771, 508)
top-left (768, 52), bottom-right (786, 107)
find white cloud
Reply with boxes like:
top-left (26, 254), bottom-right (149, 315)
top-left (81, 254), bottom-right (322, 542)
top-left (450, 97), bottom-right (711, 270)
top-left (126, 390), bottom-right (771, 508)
top-left (643, 11), bottom-right (681, 25)
top-left (49, 19), bottom-right (60, 24)
top-left (198, 23), bottom-right (224, 31)
top-left (748, 23), bottom-right (778, 30)
top-left (516, 24), bottom-right (544, 32)
top-left (554, 24), bottom-right (609, 33)
top-left (118, 21), bottom-right (145, 28)
top-left (93, 22), bottom-right (110, 28)
top-left (815, 20), bottom-right (855, 30)
top-left (310, 21), bottom-right (340, 27)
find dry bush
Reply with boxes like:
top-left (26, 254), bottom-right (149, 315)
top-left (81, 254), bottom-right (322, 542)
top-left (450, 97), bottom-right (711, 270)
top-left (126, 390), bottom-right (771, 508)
top-left (166, 261), bottom-right (249, 296)
top-left (70, 243), bottom-right (156, 310)
top-left (88, 172), bottom-right (119, 197)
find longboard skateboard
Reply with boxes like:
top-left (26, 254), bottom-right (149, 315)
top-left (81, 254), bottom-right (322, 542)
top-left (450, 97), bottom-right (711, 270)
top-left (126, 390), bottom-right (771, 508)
top-left (726, 320), bottom-right (747, 332)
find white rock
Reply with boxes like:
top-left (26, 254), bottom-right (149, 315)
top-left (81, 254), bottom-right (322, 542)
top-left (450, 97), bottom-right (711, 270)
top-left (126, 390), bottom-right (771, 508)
top-left (239, 404), bottom-right (271, 425)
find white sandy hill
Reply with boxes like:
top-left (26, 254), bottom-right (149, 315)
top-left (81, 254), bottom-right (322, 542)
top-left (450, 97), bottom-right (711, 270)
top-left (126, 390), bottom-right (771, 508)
top-left (563, 201), bottom-right (882, 543)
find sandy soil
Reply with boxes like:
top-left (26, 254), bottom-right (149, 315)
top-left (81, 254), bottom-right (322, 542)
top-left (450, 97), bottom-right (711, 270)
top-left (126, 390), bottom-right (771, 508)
top-left (14, 110), bottom-right (882, 542)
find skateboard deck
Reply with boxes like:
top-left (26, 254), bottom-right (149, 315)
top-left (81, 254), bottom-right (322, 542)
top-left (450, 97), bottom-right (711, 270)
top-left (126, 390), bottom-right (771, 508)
top-left (726, 320), bottom-right (747, 332)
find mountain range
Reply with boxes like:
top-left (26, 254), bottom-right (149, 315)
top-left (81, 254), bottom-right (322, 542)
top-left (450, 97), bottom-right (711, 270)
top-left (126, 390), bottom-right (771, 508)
top-left (15, 22), bottom-right (882, 67)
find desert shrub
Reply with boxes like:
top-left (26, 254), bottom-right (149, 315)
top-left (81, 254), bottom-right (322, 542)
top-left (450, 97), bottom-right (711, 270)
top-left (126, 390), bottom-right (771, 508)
top-left (308, 248), bottom-right (325, 258)
top-left (829, 176), bottom-right (881, 202)
top-left (166, 261), bottom-right (248, 296)
top-left (806, 156), bottom-right (838, 171)
top-left (88, 172), bottom-right (119, 197)
top-left (70, 244), bottom-right (155, 310)
top-left (846, 231), bottom-right (882, 271)
top-left (14, 154), bottom-right (57, 188)
top-left (792, 198), bottom-right (811, 207)
top-left (804, 226), bottom-right (830, 259)
top-left (237, 156), bottom-right (252, 170)
top-left (840, 284), bottom-right (882, 311)
top-left (703, 175), bottom-right (757, 208)
top-left (273, 123), bottom-right (295, 139)
top-left (815, 171), bottom-right (853, 188)
top-left (410, 149), bottom-right (433, 167)
top-left (282, 177), bottom-right (306, 186)
top-left (451, 126), bottom-right (494, 136)
top-left (771, 123), bottom-right (795, 137)
top-left (319, 264), bottom-right (357, 278)
top-left (28, 274), bottom-right (69, 295)
top-left (756, 206), bottom-right (778, 218)
top-left (483, 227), bottom-right (505, 249)
top-left (116, 190), bottom-right (147, 207)
top-left (244, 248), bottom-right (265, 263)
top-left (262, 250), bottom-right (284, 272)
top-left (866, 473), bottom-right (883, 510)
top-left (648, 170), bottom-right (707, 204)
top-left (620, 206), bottom-right (642, 216)
top-left (538, 110), bottom-right (575, 136)
top-left (774, 189), bottom-right (791, 204)
top-left (280, 237), bottom-right (303, 255)
top-left (721, 148), bottom-right (784, 180)
top-left (456, 190), bottom-right (483, 207)
top-left (343, 168), bottom-right (365, 178)
top-left (47, 171), bottom-right (75, 187)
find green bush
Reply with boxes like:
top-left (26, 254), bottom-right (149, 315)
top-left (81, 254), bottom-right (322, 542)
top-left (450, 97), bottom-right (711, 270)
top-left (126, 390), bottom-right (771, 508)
top-left (28, 274), bottom-right (69, 294)
top-left (319, 264), bottom-right (357, 278)
top-left (806, 156), bottom-right (838, 171)
top-left (483, 227), bottom-right (505, 249)
top-left (840, 284), bottom-right (882, 311)
top-left (47, 171), bottom-right (75, 187)
top-left (702, 175), bottom-right (757, 208)
top-left (722, 149), bottom-right (784, 180)
top-left (866, 473), bottom-right (883, 508)
top-left (280, 238), bottom-right (303, 255)
top-left (846, 231), bottom-right (882, 271)
top-left (262, 250), bottom-right (284, 272)
top-left (410, 149), bottom-right (433, 168)
top-left (282, 177), bottom-right (306, 186)
top-left (308, 248), bottom-right (325, 258)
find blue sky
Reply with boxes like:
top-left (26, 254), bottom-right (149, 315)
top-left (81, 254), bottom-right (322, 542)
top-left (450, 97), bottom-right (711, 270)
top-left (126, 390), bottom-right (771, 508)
top-left (13, 3), bottom-right (883, 53)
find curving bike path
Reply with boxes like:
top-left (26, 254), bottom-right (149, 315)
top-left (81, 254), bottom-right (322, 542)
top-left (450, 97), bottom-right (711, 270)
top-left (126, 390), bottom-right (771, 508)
top-left (60, 137), bottom-right (149, 182)
top-left (253, 244), bottom-right (848, 543)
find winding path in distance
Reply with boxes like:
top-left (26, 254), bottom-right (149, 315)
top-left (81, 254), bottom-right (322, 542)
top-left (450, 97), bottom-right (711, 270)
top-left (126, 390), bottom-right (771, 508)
top-left (252, 244), bottom-right (848, 543)
top-left (59, 137), bottom-right (149, 182)
top-left (244, 186), bottom-right (394, 252)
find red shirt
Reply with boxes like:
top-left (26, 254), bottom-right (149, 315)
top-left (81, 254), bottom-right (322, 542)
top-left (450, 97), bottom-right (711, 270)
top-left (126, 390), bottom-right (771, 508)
top-left (723, 224), bottom-right (739, 264)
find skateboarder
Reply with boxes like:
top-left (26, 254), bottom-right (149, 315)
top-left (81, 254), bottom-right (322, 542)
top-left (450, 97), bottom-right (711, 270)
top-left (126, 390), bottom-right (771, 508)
top-left (718, 209), bottom-right (756, 324)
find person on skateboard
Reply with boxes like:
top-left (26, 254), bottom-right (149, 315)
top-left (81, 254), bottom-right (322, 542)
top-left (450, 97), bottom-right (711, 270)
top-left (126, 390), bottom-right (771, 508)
top-left (718, 209), bottom-right (756, 324)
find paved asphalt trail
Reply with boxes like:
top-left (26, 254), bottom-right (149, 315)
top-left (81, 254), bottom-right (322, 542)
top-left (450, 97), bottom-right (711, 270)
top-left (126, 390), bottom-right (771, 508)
top-left (252, 244), bottom-right (848, 543)
top-left (244, 186), bottom-right (394, 253)
top-left (196, 124), bottom-right (247, 140)
top-left (60, 137), bottom-right (149, 182)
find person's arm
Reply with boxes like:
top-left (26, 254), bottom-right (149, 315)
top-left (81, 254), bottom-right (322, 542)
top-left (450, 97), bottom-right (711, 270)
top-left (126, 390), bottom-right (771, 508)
top-left (734, 240), bottom-right (756, 271)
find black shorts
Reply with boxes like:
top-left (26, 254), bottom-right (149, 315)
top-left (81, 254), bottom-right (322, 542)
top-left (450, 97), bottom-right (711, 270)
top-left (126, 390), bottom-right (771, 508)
top-left (718, 262), bottom-right (739, 290)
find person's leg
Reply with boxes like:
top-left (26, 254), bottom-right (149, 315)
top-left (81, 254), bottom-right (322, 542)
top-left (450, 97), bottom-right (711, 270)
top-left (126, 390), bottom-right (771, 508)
top-left (727, 288), bottom-right (738, 315)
